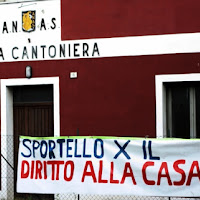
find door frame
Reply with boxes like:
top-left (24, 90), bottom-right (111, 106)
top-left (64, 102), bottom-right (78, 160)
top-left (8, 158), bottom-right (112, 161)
top-left (0, 77), bottom-right (60, 200)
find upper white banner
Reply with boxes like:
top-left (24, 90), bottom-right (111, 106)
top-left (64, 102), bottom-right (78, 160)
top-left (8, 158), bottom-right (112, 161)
top-left (17, 136), bottom-right (200, 197)
top-left (1, 1), bottom-right (200, 62)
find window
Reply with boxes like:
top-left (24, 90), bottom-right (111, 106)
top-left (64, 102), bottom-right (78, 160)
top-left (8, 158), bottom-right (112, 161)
top-left (165, 82), bottom-right (200, 138)
top-left (155, 74), bottom-right (200, 139)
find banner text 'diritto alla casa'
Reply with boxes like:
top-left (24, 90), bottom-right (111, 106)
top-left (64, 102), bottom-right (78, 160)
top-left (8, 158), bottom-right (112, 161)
top-left (17, 136), bottom-right (200, 196)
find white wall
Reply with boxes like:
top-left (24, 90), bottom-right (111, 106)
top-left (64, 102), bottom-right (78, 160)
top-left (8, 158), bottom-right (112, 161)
top-left (1, 0), bottom-right (41, 2)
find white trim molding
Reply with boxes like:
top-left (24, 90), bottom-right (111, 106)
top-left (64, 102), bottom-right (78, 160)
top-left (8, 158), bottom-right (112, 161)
top-left (0, 77), bottom-right (60, 199)
top-left (155, 73), bottom-right (200, 139)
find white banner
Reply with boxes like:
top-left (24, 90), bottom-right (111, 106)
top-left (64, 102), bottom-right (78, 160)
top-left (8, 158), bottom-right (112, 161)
top-left (17, 136), bottom-right (200, 197)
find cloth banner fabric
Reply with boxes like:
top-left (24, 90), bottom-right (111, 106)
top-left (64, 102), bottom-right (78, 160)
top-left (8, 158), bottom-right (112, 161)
top-left (17, 136), bottom-right (200, 197)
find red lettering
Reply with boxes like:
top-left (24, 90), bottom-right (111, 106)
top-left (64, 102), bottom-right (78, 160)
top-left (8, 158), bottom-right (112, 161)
top-left (186, 161), bottom-right (200, 185)
top-left (21, 160), bottom-right (29, 178)
top-left (47, 161), bottom-right (55, 180)
top-left (64, 161), bottom-right (74, 181)
top-left (98, 160), bottom-right (108, 183)
top-left (110, 162), bottom-right (119, 184)
top-left (142, 161), bottom-right (155, 185)
top-left (30, 160), bottom-right (34, 179)
top-left (43, 161), bottom-right (47, 179)
top-left (47, 160), bottom-right (64, 180)
top-left (55, 161), bottom-right (64, 180)
top-left (120, 162), bottom-right (136, 185)
top-left (157, 162), bottom-right (172, 185)
top-left (173, 159), bottom-right (186, 186)
top-left (81, 161), bottom-right (97, 182)
top-left (35, 160), bottom-right (43, 179)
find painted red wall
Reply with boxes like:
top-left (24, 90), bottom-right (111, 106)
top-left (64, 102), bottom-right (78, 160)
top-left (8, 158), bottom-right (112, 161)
top-left (61, 0), bottom-right (200, 40)
top-left (1, 53), bottom-right (200, 138)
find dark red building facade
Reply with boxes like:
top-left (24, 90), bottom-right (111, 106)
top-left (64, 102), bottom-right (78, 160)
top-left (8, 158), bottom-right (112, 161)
top-left (0, 0), bottom-right (200, 199)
